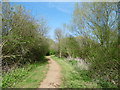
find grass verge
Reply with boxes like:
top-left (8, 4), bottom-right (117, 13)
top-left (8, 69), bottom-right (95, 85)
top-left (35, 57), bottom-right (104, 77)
top-left (51, 55), bottom-right (100, 88)
top-left (2, 60), bottom-right (48, 88)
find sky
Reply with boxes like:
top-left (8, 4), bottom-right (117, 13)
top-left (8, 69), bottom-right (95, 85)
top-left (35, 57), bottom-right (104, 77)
top-left (11, 2), bottom-right (75, 40)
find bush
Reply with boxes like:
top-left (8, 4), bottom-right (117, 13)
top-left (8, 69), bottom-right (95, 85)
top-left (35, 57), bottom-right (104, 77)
top-left (2, 3), bottom-right (49, 73)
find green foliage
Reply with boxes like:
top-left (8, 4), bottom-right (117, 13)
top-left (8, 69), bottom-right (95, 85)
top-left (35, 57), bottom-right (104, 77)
top-left (60, 2), bottom-right (119, 87)
top-left (2, 2), bottom-right (119, 88)
top-left (68, 60), bottom-right (77, 65)
top-left (97, 79), bottom-right (117, 88)
top-left (52, 56), bottom-right (118, 88)
top-left (88, 45), bottom-right (119, 87)
top-left (64, 36), bottom-right (81, 58)
top-left (2, 3), bottom-right (49, 73)
top-left (3, 66), bottom-right (29, 88)
top-left (2, 3), bottom-right (50, 88)
top-left (48, 39), bottom-right (57, 55)
top-left (51, 56), bottom-right (99, 88)
top-left (2, 61), bottom-right (48, 88)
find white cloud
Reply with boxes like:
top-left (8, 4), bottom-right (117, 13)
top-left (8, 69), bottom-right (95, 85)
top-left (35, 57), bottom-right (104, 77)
top-left (48, 2), bottom-right (73, 14)
top-left (57, 7), bottom-right (70, 14)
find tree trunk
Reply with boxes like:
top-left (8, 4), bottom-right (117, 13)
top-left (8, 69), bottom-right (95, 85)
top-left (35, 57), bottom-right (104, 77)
top-left (59, 50), bottom-right (61, 58)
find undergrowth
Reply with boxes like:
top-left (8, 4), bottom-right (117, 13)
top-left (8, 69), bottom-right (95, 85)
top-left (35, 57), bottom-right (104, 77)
top-left (51, 55), bottom-right (117, 88)
top-left (2, 60), bottom-right (48, 88)
top-left (51, 55), bottom-right (99, 88)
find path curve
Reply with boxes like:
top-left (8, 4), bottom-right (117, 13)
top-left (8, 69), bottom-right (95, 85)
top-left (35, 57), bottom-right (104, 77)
top-left (39, 56), bottom-right (61, 88)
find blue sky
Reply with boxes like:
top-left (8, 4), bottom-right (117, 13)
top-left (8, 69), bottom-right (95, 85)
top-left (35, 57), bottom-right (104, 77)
top-left (11, 2), bottom-right (75, 40)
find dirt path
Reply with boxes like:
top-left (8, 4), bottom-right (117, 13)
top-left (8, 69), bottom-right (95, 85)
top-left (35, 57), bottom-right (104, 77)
top-left (39, 56), bottom-right (61, 88)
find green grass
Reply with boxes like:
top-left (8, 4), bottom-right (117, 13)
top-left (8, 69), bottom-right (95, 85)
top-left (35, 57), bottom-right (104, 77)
top-left (51, 55), bottom-right (100, 88)
top-left (2, 60), bottom-right (48, 88)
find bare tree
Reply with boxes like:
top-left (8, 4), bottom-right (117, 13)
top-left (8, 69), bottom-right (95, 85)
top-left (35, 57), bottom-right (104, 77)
top-left (37, 17), bottom-right (49, 37)
top-left (54, 28), bottom-right (63, 58)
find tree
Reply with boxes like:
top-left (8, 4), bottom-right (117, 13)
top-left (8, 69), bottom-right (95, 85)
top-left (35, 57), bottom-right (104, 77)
top-left (37, 17), bottom-right (49, 37)
top-left (71, 2), bottom-right (119, 85)
top-left (2, 3), bottom-right (49, 73)
top-left (72, 2), bottom-right (118, 46)
top-left (54, 28), bottom-right (63, 58)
